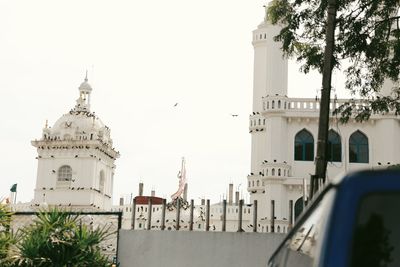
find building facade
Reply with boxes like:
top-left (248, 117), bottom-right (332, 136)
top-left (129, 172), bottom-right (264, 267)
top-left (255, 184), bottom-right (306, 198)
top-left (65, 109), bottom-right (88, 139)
top-left (247, 11), bottom-right (400, 232)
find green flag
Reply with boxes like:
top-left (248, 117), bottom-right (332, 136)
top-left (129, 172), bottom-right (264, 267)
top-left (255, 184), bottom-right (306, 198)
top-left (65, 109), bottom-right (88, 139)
top-left (10, 184), bottom-right (17, 193)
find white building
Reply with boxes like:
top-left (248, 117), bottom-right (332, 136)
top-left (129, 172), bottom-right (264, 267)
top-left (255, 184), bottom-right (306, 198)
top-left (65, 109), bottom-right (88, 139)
top-left (247, 9), bottom-right (400, 233)
top-left (31, 75), bottom-right (120, 210)
top-left (11, 7), bottom-right (399, 235)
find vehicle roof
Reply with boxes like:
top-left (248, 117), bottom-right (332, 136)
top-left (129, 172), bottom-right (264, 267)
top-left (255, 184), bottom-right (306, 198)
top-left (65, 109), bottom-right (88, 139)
top-left (334, 169), bottom-right (400, 192)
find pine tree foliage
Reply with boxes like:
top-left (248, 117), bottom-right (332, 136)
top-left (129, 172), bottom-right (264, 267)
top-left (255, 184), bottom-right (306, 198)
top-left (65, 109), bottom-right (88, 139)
top-left (268, 0), bottom-right (400, 122)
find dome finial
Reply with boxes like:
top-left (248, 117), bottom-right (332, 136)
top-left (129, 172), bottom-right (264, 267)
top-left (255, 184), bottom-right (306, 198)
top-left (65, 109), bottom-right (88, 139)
top-left (85, 70), bottom-right (88, 82)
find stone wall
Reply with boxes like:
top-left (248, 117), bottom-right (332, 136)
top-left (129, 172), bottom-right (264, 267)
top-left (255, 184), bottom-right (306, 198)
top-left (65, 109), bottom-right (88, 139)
top-left (118, 230), bottom-right (284, 267)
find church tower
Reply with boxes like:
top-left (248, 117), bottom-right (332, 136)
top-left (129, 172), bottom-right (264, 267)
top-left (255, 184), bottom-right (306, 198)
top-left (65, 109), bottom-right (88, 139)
top-left (32, 75), bottom-right (120, 210)
top-left (248, 5), bottom-right (289, 220)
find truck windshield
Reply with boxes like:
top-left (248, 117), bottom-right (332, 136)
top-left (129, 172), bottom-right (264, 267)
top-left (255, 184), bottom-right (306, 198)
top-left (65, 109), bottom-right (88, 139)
top-left (350, 193), bottom-right (400, 267)
top-left (269, 186), bottom-right (336, 267)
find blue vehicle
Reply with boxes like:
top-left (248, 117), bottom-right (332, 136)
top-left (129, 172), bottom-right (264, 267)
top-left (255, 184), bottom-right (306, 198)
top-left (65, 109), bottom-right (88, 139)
top-left (268, 170), bottom-right (400, 267)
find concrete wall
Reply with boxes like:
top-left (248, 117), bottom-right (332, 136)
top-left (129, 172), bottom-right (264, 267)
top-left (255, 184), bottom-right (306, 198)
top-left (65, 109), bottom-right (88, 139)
top-left (118, 230), bottom-right (284, 267)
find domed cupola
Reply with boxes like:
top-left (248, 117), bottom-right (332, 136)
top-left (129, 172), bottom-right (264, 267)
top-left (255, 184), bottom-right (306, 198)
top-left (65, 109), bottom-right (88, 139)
top-left (40, 74), bottom-right (113, 147)
top-left (31, 74), bottom-right (119, 211)
top-left (76, 71), bottom-right (92, 111)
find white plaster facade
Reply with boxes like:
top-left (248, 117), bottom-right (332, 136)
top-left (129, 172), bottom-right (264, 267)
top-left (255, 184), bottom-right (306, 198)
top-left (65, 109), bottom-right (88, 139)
top-left (31, 76), bottom-right (119, 210)
top-left (12, 10), bottom-right (399, 236)
top-left (247, 14), bottom-right (400, 232)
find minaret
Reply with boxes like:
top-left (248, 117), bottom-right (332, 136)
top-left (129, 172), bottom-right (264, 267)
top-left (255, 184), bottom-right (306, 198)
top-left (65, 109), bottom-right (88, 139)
top-left (32, 75), bottom-right (119, 210)
top-left (248, 5), bottom-right (289, 219)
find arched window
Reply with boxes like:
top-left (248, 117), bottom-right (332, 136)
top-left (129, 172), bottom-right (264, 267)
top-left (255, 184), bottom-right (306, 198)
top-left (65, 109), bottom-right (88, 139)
top-left (278, 100), bottom-right (281, 109)
top-left (278, 169), bottom-right (281, 176)
top-left (99, 170), bottom-right (105, 193)
top-left (267, 102), bottom-right (269, 109)
top-left (272, 101), bottom-right (275, 109)
top-left (294, 197), bottom-right (304, 221)
top-left (327, 130), bottom-right (341, 162)
top-left (272, 168), bottom-right (275, 176)
top-left (294, 129), bottom-right (314, 161)
top-left (58, 165), bottom-right (72, 181)
top-left (349, 131), bottom-right (369, 163)
top-left (256, 180), bottom-right (259, 186)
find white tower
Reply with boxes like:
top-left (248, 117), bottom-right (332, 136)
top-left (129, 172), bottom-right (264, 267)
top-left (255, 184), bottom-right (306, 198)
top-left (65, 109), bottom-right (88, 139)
top-left (32, 75), bottom-right (120, 210)
top-left (248, 6), bottom-right (289, 220)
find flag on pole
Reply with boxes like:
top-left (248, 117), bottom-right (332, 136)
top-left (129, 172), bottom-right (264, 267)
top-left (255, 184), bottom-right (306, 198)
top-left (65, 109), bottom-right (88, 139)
top-left (10, 184), bottom-right (17, 193)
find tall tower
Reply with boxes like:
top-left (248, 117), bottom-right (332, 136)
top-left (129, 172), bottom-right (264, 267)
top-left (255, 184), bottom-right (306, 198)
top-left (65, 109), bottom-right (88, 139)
top-left (32, 76), bottom-right (120, 210)
top-left (248, 6), bottom-right (289, 219)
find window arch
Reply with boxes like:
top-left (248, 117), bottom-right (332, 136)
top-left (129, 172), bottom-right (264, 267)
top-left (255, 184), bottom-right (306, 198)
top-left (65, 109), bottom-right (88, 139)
top-left (294, 129), bottom-right (314, 161)
top-left (58, 165), bottom-right (72, 181)
top-left (327, 130), bottom-right (341, 162)
top-left (272, 100), bottom-right (275, 109)
top-left (349, 131), bottom-right (369, 163)
top-left (278, 100), bottom-right (281, 109)
top-left (99, 170), bottom-right (105, 193)
top-left (272, 168), bottom-right (275, 176)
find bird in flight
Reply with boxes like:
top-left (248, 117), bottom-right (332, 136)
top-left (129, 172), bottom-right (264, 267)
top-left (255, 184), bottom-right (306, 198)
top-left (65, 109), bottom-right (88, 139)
top-left (230, 114), bottom-right (239, 117)
top-left (173, 103), bottom-right (178, 107)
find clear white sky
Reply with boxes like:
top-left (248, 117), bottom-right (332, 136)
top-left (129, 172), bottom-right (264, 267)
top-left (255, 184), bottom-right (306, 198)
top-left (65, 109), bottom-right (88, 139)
top-left (0, 0), bottom-right (347, 205)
